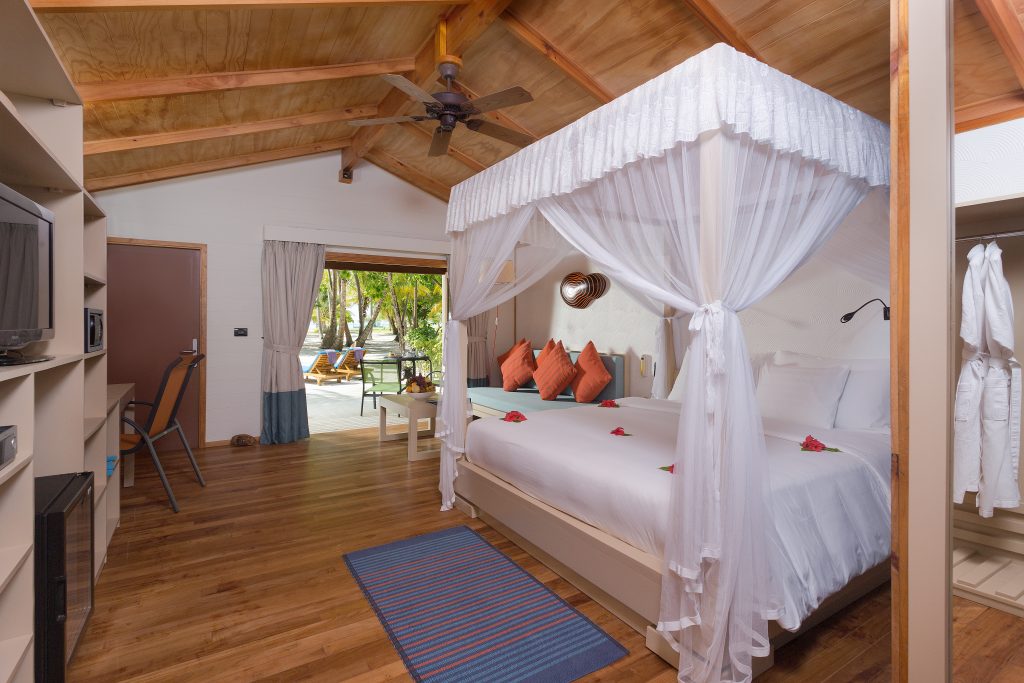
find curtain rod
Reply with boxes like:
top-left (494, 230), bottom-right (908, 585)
top-left (956, 228), bottom-right (1024, 243)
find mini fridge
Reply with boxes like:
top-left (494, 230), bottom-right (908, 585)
top-left (34, 472), bottom-right (94, 682)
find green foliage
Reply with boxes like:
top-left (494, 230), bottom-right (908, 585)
top-left (407, 318), bottom-right (442, 370)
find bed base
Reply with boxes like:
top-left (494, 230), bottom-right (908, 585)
top-left (454, 459), bottom-right (890, 676)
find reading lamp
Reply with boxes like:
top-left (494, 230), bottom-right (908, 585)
top-left (840, 298), bottom-right (890, 323)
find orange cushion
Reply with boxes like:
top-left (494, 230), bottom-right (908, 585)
top-left (533, 341), bottom-right (577, 400)
top-left (497, 338), bottom-right (528, 367)
top-left (501, 341), bottom-right (537, 391)
top-left (571, 341), bottom-right (613, 403)
top-left (534, 338), bottom-right (556, 367)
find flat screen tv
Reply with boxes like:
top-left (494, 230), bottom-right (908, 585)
top-left (0, 182), bottom-right (54, 364)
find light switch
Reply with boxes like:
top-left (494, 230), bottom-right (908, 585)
top-left (234, 328), bottom-right (248, 337)
top-left (640, 354), bottom-right (654, 377)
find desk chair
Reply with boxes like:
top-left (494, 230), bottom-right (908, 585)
top-left (120, 353), bottom-right (206, 512)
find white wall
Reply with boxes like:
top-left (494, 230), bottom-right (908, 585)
top-left (97, 152), bottom-right (449, 441)
top-left (956, 117), bottom-right (1024, 205)
top-left (513, 252), bottom-right (890, 399)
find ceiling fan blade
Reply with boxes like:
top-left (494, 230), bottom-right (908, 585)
top-left (428, 127), bottom-right (453, 157)
top-left (465, 119), bottom-right (535, 148)
top-left (347, 115), bottom-right (426, 126)
top-left (380, 74), bottom-right (438, 105)
top-left (465, 86), bottom-right (533, 114)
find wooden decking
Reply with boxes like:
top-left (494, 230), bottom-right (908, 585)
top-left (66, 426), bottom-right (1015, 682)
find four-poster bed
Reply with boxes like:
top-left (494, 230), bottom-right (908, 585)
top-left (436, 43), bottom-right (891, 683)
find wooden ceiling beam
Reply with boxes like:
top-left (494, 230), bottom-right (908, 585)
top-left (975, 0), bottom-right (1024, 90)
top-left (399, 122), bottom-right (486, 172)
top-left (87, 137), bottom-right (352, 191)
top-left (364, 149), bottom-right (451, 200)
top-left (341, 0), bottom-right (514, 183)
top-left (85, 105), bottom-right (377, 155)
top-left (33, 0), bottom-right (464, 11)
top-left (500, 9), bottom-right (613, 104)
top-left (678, 0), bottom-right (759, 59)
top-left (955, 92), bottom-right (1024, 133)
top-left (78, 58), bottom-right (414, 103)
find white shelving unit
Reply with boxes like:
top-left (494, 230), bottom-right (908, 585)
top-left (0, 0), bottom-right (114, 678)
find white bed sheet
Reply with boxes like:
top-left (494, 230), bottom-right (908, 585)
top-left (464, 396), bottom-right (891, 631)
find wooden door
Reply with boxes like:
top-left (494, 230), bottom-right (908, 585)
top-left (107, 240), bottom-right (205, 449)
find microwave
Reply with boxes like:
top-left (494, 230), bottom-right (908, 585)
top-left (84, 309), bottom-right (103, 353)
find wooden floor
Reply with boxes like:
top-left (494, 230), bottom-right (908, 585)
top-left (65, 429), bottom-right (1015, 682)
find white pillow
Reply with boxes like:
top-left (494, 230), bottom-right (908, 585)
top-left (756, 364), bottom-right (851, 429)
top-left (665, 352), bottom-right (772, 402)
top-left (834, 366), bottom-right (890, 429)
top-left (773, 351), bottom-right (890, 429)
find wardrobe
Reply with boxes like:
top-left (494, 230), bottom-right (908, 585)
top-left (953, 194), bottom-right (1024, 615)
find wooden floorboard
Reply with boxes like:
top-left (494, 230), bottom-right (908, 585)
top-left (65, 427), bottom-right (961, 682)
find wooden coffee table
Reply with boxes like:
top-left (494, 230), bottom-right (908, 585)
top-left (378, 393), bottom-right (438, 461)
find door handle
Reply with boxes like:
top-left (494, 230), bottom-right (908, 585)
top-left (181, 338), bottom-right (198, 354)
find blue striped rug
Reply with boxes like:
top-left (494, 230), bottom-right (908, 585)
top-left (344, 526), bottom-right (628, 682)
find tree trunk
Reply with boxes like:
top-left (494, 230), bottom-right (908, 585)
top-left (412, 283), bottom-right (419, 329)
top-left (340, 277), bottom-right (353, 346)
top-left (321, 270), bottom-right (341, 349)
top-left (354, 274), bottom-right (367, 345)
top-left (386, 273), bottom-right (407, 348)
top-left (355, 304), bottom-right (380, 347)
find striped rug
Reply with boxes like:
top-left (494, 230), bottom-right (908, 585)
top-left (344, 526), bottom-right (628, 682)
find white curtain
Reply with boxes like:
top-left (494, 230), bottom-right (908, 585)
top-left (260, 240), bottom-right (326, 444)
top-left (536, 129), bottom-right (871, 682)
top-left (466, 311), bottom-right (491, 387)
top-left (437, 208), bottom-right (570, 509)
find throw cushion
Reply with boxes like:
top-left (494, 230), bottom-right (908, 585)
top-left (501, 341), bottom-right (537, 391)
top-left (497, 338), bottom-right (528, 367)
top-left (533, 341), bottom-right (577, 400)
top-left (535, 338), bottom-right (557, 366)
top-left (571, 341), bottom-right (613, 403)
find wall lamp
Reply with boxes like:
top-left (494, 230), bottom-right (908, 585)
top-left (840, 298), bottom-right (890, 323)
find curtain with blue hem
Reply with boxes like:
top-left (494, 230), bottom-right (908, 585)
top-left (260, 240), bottom-right (325, 445)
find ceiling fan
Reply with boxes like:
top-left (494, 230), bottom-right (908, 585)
top-left (347, 59), bottom-right (535, 157)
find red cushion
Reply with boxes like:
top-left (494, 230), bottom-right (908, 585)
top-left (534, 338), bottom-right (556, 367)
top-left (501, 341), bottom-right (537, 391)
top-left (571, 341), bottom-right (613, 403)
top-left (533, 341), bottom-right (577, 400)
top-left (497, 338), bottom-right (528, 367)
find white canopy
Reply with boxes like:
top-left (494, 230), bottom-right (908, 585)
top-left (437, 43), bottom-right (889, 683)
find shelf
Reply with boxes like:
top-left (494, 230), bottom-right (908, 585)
top-left (93, 476), bottom-right (107, 507)
top-left (0, 91), bottom-right (80, 192)
top-left (107, 383), bottom-right (134, 413)
top-left (83, 191), bottom-right (105, 219)
top-left (0, 451), bottom-right (31, 490)
top-left (0, 545), bottom-right (31, 598)
top-left (83, 350), bottom-right (106, 360)
top-left (0, 354), bottom-right (82, 384)
top-left (0, 0), bottom-right (79, 103)
top-left (84, 416), bottom-right (105, 441)
top-left (0, 633), bottom-right (32, 683)
top-left (83, 272), bottom-right (106, 287)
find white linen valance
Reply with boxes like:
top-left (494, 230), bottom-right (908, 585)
top-left (447, 43), bottom-right (889, 233)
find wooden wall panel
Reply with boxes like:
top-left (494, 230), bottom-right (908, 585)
top-left (509, 0), bottom-right (717, 97)
top-left (460, 23), bottom-right (598, 138)
top-left (373, 125), bottom-right (474, 189)
top-left (954, 0), bottom-right (1022, 106)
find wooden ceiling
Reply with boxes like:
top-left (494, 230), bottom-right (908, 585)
top-left (27, 0), bottom-right (1024, 200)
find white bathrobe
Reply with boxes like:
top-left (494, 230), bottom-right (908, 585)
top-left (978, 243), bottom-right (1021, 516)
top-left (954, 244), bottom-right (988, 504)
top-left (953, 242), bottom-right (1022, 516)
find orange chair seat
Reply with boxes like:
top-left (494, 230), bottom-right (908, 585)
top-left (120, 433), bottom-right (142, 451)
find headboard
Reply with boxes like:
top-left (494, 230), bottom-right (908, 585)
top-left (523, 349), bottom-right (626, 402)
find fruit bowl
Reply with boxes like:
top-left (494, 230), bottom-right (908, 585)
top-left (406, 390), bottom-right (436, 400)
